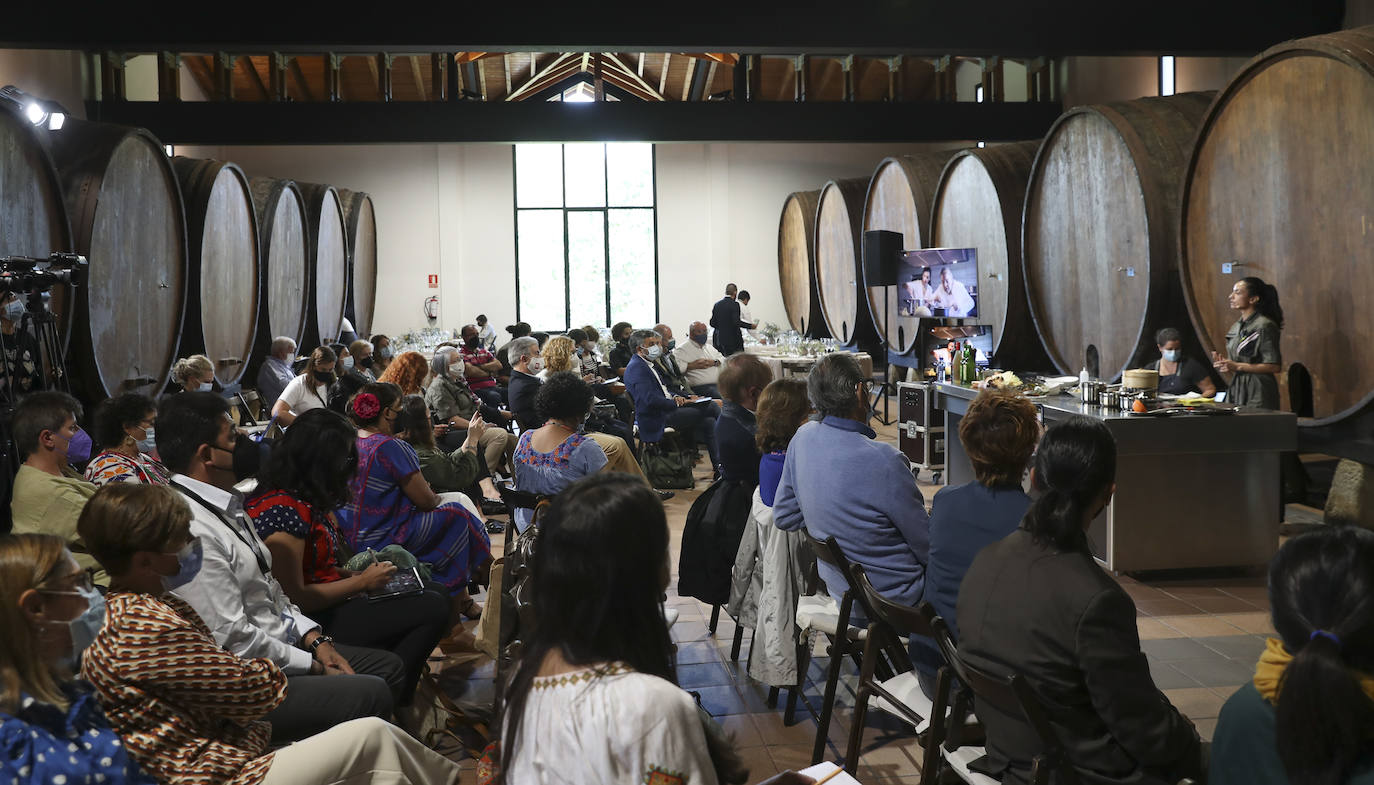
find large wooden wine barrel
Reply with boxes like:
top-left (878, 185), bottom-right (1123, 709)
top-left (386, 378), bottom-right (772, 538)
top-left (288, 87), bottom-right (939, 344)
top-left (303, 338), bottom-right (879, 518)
top-left (249, 178), bottom-right (310, 349)
top-left (814, 178), bottom-right (877, 346)
top-left (1182, 27), bottom-right (1374, 422)
top-left (777, 190), bottom-right (828, 337)
top-left (1023, 93), bottom-right (1213, 381)
top-left (295, 183), bottom-right (348, 347)
top-left (171, 158), bottom-right (260, 387)
top-left (931, 142), bottom-right (1050, 370)
top-left (337, 188), bottom-right (377, 337)
top-left (48, 120), bottom-right (187, 400)
top-left (0, 105), bottom-right (73, 353)
top-left (860, 152), bottom-right (954, 354)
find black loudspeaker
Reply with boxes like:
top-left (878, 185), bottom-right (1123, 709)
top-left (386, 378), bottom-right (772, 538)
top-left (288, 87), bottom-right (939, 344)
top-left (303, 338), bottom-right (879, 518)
top-left (862, 229), bottom-right (903, 286)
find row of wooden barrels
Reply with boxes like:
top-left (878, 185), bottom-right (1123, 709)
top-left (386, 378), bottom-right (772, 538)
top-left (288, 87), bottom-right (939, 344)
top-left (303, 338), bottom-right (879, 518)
top-left (779, 26), bottom-right (1374, 424)
top-left (0, 112), bottom-right (377, 402)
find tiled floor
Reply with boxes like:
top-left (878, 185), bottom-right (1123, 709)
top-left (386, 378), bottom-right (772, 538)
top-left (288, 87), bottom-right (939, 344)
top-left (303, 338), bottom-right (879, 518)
top-left (440, 405), bottom-right (1295, 782)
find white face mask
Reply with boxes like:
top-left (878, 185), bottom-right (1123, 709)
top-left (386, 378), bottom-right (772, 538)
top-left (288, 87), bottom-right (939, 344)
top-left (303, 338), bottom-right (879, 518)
top-left (528, 357), bottom-right (545, 373)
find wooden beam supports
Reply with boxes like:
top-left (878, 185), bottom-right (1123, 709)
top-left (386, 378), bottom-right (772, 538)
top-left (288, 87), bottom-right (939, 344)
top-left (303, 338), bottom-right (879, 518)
top-left (239, 56), bottom-right (270, 101)
top-left (659, 53), bottom-right (671, 96)
top-left (795, 55), bottom-right (807, 102)
top-left (933, 55), bottom-right (957, 101)
top-left (842, 55), bottom-right (855, 102)
top-left (981, 56), bottom-right (1004, 102)
top-left (269, 53), bottom-right (288, 102)
top-left (157, 52), bottom-right (180, 101)
top-left (101, 52), bottom-right (127, 102)
top-left (887, 55), bottom-right (903, 101)
top-left (410, 55), bottom-right (426, 101)
top-left (289, 57), bottom-right (314, 102)
top-left (326, 53), bottom-right (341, 102)
top-left (376, 53), bottom-right (393, 102)
top-left (212, 52), bottom-right (235, 101)
top-left (1026, 56), bottom-right (1055, 102)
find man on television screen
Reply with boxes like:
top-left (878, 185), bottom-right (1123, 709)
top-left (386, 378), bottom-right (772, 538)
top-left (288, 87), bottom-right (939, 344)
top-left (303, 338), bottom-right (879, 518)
top-left (931, 267), bottom-right (975, 318)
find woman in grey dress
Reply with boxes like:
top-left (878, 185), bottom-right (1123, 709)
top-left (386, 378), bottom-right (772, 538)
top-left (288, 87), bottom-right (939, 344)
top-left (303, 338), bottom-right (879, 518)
top-left (1212, 276), bottom-right (1283, 409)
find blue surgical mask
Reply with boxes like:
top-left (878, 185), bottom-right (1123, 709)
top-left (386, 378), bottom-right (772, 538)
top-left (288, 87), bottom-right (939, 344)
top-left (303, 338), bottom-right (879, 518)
top-left (691, 333), bottom-right (707, 346)
top-left (136, 426), bottom-right (156, 455)
top-left (575, 347), bottom-right (584, 357)
top-left (342, 356), bottom-right (354, 371)
top-left (2, 298), bottom-right (23, 322)
top-left (646, 345), bottom-right (663, 361)
top-left (378, 346), bottom-right (393, 360)
top-left (1162, 349), bottom-right (1181, 363)
top-left (161, 538), bottom-right (203, 592)
top-left (41, 584), bottom-right (105, 666)
top-left (195, 381), bottom-right (213, 392)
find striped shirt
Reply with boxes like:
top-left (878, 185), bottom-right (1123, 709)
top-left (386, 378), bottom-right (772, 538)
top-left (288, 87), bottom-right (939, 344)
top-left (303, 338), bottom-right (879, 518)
top-left (81, 592), bottom-right (287, 785)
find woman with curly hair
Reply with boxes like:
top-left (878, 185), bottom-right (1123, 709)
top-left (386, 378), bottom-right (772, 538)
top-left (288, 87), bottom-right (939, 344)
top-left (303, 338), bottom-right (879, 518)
top-left (338, 383), bottom-right (491, 620)
top-left (376, 351), bottom-right (430, 396)
top-left (539, 335), bottom-right (577, 377)
top-left (84, 393), bottom-right (169, 486)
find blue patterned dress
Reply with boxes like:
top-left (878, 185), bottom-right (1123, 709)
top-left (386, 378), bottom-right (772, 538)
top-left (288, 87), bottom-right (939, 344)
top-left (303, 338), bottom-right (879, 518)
top-left (1, 682), bottom-right (157, 785)
top-left (338, 433), bottom-right (491, 593)
top-left (512, 430), bottom-right (607, 530)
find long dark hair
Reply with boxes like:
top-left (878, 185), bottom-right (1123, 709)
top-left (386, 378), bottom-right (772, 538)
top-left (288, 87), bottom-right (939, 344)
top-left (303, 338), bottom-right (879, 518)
top-left (1240, 275), bottom-right (1285, 329)
top-left (1022, 416), bottom-right (1116, 551)
top-left (1269, 526), bottom-right (1374, 785)
top-left (394, 394), bottom-right (436, 451)
top-left (252, 408), bottom-right (357, 511)
top-left (498, 474), bottom-right (675, 781)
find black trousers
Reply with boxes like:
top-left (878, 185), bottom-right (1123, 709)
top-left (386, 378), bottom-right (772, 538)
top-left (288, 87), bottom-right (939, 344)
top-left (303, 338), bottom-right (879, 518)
top-left (263, 642), bottom-right (404, 744)
top-left (313, 581), bottom-right (451, 705)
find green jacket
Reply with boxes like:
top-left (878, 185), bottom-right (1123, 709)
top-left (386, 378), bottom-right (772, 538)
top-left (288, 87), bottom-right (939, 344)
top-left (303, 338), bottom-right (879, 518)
top-left (414, 444), bottom-right (480, 493)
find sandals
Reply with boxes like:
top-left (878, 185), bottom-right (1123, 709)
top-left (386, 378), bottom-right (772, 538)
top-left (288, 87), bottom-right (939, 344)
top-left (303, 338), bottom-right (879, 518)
top-left (460, 595), bottom-right (484, 620)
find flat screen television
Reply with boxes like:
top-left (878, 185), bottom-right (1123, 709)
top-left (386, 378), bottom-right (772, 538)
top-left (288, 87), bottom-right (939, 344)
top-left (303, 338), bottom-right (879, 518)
top-left (897, 247), bottom-right (979, 319)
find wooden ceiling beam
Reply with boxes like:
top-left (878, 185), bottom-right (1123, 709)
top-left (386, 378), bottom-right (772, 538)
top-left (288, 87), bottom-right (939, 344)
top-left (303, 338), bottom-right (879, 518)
top-left (503, 53), bottom-right (512, 97)
top-left (603, 53), bottom-right (664, 100)
top-left (410, 55), bottom-right (426, 100)
top-left (238, 56), bottom-right (270, 100)
top-left (658, 53), bottom-right (670, 95)
top-left (288, 56), bottom-right (314, 101)
top-left (509, 58), bottom-right (585, 101)
top-left (506, 52), bottom-right (573, 100)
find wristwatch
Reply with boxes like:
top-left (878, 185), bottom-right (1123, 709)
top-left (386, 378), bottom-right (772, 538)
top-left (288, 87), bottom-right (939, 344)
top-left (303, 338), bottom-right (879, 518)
top-left (308, 634), bottom-right (334, 655)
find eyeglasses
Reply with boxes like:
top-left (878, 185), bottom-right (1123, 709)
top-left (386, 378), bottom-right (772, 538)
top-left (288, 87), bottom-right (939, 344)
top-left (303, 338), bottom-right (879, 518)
top-left (39, 569), bottom-right (95, 595)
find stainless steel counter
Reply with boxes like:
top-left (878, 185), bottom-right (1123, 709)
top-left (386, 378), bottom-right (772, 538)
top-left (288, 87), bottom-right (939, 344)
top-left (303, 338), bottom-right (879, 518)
top-left (934, 383), bottom-right (1298, 573)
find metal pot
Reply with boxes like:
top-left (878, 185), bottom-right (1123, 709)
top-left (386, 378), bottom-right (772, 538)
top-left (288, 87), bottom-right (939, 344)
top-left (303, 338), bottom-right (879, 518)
top-left (1099, 390), bottom-right (1119, 408)
top-left (1079, 381), bottom-right (1105, 403)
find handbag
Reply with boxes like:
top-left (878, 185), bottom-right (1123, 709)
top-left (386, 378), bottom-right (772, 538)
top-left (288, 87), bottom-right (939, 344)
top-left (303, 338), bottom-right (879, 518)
top-left (639, 439), bottom-right (695, 489)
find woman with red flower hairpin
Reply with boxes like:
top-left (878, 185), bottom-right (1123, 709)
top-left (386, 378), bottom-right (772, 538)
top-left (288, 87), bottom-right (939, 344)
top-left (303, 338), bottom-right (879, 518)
top-left (338, 383), bottom-right (492, 622)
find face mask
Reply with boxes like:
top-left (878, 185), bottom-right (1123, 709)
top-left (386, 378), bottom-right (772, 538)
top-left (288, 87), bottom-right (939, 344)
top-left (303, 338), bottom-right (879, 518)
top-left (41, 585), bottom-right (104, 667)
top-left (212, 436), bottom-right (264, 482)
top-left (584, 342), bottom-right (597, 354)
top-left (2, 298), bottom-right (23, 322)
top-left (1162, 349), bottom-right (1180, 363)
top-left (528, 357), bottom-right (544, 373)
top-left (314, 370), bottom-right (335, 384)
top-left (161, 538), bottom-right (203, 592)
top-left (664, 339), bottom-right (677, 352)
top-left (575, 347), bottom-right (584, 357)
top-left (378, 346), bottom-right (393, 361)
top-left (341, 356), bottom-right (354, 371)
top-left (358, 355), bottom-right (374, 370)
top-left (447, 363), bottom-right (464, 380)
top-left (464, 336), bottom-right (479, 349)
top-left (646, 345), bottom-right (663, 361)
top-left (196, 381), bottom-right (213, 392)
top-left (136, 426), bottom-right (156, 455)
top-left (691, 333), bottom-right (707, 346)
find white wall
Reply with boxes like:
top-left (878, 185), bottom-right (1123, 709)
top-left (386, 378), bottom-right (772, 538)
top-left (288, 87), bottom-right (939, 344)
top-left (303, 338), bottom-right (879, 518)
top-left (176, 140), bottom-right (952, 343)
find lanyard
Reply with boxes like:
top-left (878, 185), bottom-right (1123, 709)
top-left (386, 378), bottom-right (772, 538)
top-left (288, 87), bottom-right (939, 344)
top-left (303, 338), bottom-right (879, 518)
top-left (174, 482), bottom-right (272, 575)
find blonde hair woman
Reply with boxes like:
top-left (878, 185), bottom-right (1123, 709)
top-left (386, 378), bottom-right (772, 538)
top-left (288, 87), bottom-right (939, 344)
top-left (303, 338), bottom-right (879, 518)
top-left (540, 335), bottom-right (578, 376)
top-left (172, 355), bottom-right (214, 392)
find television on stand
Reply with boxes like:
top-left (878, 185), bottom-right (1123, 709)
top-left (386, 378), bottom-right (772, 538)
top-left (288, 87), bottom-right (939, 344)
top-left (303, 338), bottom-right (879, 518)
top-left (896, 247), bottom-right (979, 320)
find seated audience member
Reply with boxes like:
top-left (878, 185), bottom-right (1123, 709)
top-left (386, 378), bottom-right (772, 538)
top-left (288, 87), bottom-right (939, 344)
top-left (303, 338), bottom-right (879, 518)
top-left (426, 347), bottom-right (514, 443)
top-left (511, 373), bottom-right (609, 531)
top-left (542, 335), bottom-right (635, 446)
top-left (172, 354), bottom-right (215, 393)
top-left (912, 389), bottom-right (1039, 697)
top-left (156, 391), bottom-right (403, 743)
top-left (339, 383), bottom-right (492, 622)
top-left (255, 336), bottom-right (298, 409)
top-left (626, 329), bottom-right (721, 471)
top-left (395, 394), bottom-right (508, 514)
top-left (476, 313), bottom-right (497, 350)
top-left (376, 350), bottom-right (429, 397)
top-left (460, 324), bottom-right (505, 408)
top-left (245, 409), bottom-right (450, 704)
top-left (506, 336), bottom-right (545, 432)
top-left (567, 328), bottom-right (600, 379)
top-left (9, 391), bottom-right (103, 585)
top-left (495, 322), bottom-right (532, 378)
top-left (1147, 326), bottom-right (1218, 397)
top-left (773, 353), bottom-right (928, 609)
top-left (652, 324), bottom-right (695, 396)
top-left (271, 346), bottom-right (335, 427)
top-left (1211, 526), bottom-right (1374, 784)
top-left (569, 327), bottom-right (633, 425)
top-left (958, 416), bottom-right (1204, 785)
top-left (714, 354), bottom-right (771, 486)
top-left (327, 339), bottom-right (378, 413)
top-left (754, 379), bottom-right (812, 505)
top-left (71, 491), bottom-right (465, 785)
top-left (487, 474), bottom-right (739, 785)
top-left (608, 321), bottom-right (635, 379)
top-left (0, 292), bottom-right (42, 401)
top-left (579, 325), bottom-right (606, 368)
top-left (370, 334), bottom-right (393, 376)
top-left (530, 331), bottom-right (550, 349)
top-left (84, 393), bottom-right (169, 486)
top-left (674, 320), bottom-right (727, 398)
top-left (330, 343), bottom-right (351, 382)
top-left (0, 533), bottom-right (159, 785)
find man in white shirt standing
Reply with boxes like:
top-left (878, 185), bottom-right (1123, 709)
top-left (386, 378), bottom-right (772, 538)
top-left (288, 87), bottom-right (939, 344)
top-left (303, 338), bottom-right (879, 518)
top-left (156, 392), bottom-right (404, 743)
top-left (737, 290), bottom-right (760, 339)
top-left (672, 321), bottom-right (727, 399)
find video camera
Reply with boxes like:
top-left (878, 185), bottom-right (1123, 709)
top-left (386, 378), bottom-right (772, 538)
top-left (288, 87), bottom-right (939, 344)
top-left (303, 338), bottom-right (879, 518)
top-left (0, 253), bottom-right (88, 294)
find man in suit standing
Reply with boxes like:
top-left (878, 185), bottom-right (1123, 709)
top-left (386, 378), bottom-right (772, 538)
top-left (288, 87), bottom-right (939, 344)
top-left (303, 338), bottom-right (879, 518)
top-left (710, 283), bottom-right (753, 356)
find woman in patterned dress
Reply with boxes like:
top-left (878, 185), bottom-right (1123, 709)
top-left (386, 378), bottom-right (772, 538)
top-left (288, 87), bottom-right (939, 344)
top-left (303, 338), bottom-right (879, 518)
top-left (84, 393), bottom-right (170, 486)
top-left (510, 372), bottom-right (609, 531)
top-left (337, 382), bottom-right (492, 621)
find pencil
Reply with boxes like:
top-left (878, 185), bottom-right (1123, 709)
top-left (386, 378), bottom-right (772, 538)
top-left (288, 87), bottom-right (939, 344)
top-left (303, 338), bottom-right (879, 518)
top-left (812, 766), bottom-right (843, 785)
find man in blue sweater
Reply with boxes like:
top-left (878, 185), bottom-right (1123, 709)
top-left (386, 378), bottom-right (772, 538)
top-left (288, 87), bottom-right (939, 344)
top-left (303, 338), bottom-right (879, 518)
top-left (774, 353), bottom-right (929, 611)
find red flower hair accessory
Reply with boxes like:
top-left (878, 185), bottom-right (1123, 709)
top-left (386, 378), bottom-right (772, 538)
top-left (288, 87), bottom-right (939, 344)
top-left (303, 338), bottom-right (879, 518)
top-left (352, 393), bottom-right (381, 419)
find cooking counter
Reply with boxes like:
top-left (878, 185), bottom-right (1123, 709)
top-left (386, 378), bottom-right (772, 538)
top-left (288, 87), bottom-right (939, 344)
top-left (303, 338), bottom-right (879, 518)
top-left (933, 382), bottom-right (1298, 573)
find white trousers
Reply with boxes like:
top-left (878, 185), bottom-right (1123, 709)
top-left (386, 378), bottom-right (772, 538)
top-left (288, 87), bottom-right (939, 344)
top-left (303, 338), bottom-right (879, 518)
top-left (437, 490), bottom-right (481, 520)
top-left (262, 717), bottom-right (462, 785)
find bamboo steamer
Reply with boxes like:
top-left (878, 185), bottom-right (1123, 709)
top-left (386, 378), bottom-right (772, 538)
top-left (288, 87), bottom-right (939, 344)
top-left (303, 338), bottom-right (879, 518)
top-left (1181, 26), bottom-right (1374, 421)
top-left (171, 157), bottom-right (260, 386)
top-left (859, 151), bottom-right (954, 354)
top-left (777, 189), bottom-right (828, 337)
top-left (814, 177), bottom-right (877, 346)
top-left (1022, 92), bottom-right (1214, 381)
top-left (930, 141), bottom-right (1050, 370)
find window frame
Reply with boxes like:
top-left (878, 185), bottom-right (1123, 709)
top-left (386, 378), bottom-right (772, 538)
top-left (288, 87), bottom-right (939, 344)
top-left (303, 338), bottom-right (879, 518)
top-left (511, 143), bottom-right (660, 330)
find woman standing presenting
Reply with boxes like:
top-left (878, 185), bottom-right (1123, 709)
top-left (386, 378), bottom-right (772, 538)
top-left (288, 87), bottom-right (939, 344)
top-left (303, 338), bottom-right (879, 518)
top-left (1213, 276), bottom-right (1283, 409)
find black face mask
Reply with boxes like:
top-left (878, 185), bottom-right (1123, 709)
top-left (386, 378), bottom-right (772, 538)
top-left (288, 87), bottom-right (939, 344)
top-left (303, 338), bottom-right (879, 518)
top-left (358, 356), bottom-right (374, 370)
top-left (464, 336), bottom-right (479, 349)
top-left (314, 371), bottom-right (335, 384)
top-left (212, 435), bottom-right (268, 483)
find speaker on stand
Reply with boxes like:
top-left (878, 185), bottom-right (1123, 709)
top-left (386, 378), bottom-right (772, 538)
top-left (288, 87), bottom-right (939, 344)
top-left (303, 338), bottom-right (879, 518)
top-left (863, 230), bottom-right (903, 426)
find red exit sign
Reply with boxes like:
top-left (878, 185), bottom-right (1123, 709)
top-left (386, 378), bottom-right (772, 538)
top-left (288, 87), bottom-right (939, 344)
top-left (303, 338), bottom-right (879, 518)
top-left (427, 274), bottom-right (439, 288)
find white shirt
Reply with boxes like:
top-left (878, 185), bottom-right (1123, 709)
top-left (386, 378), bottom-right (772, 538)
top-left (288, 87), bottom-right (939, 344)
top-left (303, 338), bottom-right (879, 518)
top-left (672, 340), bottom-right (725, 388)
top-left (738, 303), bottom-right (757, 337)
top-left (170, 474), bottom-right (319, 674)
top-left (277, 374), bottom-right (329, 417)
top-left (502, 665), bottom-right (719, 785)
top-left (932, 278), bottom-right (975, 317)
top-left (477, 323), bottom-right (497, 350)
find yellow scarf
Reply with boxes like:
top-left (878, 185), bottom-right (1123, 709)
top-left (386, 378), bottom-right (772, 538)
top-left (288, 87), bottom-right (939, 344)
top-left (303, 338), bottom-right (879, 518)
top-left (1253, 636), bottom-right (1374, 704)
